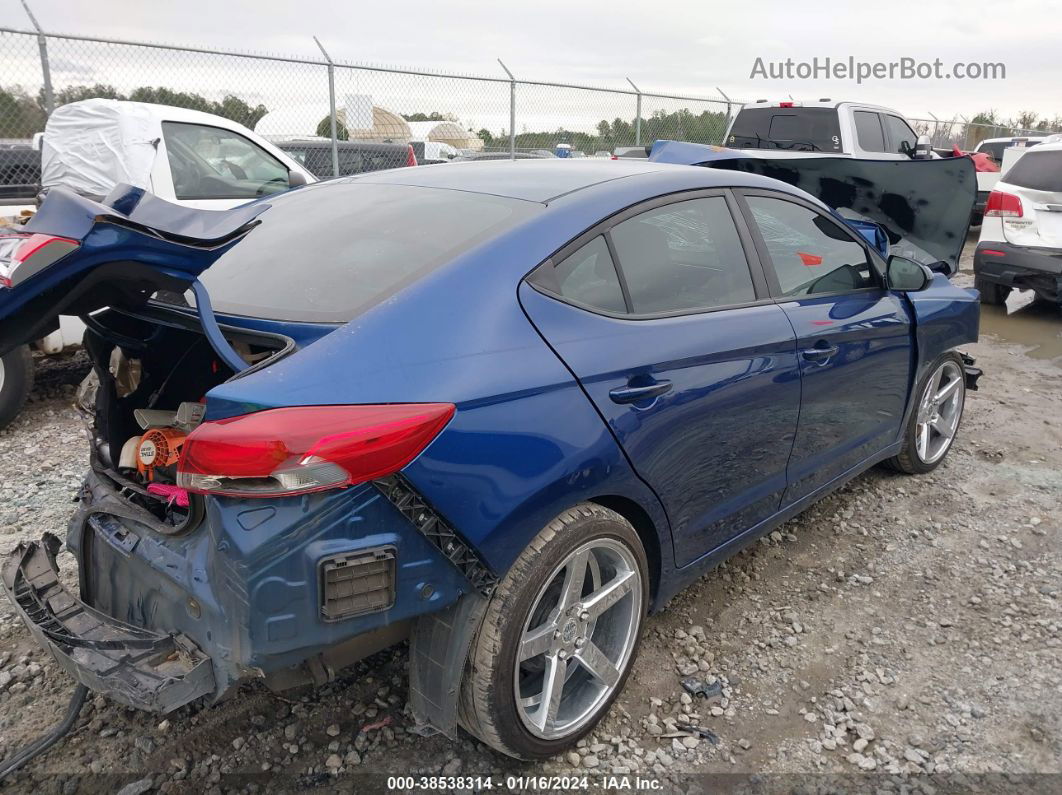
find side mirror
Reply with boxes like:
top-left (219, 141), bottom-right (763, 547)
top-left (887, 255), bottom-right (933, 291)
top-left (910, 134), bottom-right (933, 160)
top-left (288, 170), bottom-right (308, 188)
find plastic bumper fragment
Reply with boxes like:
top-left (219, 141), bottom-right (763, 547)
top-left (1, 533), bottom-right (214, 713)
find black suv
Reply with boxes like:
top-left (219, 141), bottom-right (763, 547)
top-left (277, 140), bottom-right (415, 178)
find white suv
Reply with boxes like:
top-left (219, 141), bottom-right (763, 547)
top-left (973, 138), bottom-right (1062, 307)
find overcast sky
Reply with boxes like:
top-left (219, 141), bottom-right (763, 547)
top-left (2, 0), bottom-right (1059, 126)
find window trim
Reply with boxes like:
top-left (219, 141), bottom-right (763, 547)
top-left (732, 188), bottom-right (887, 301)
top-left (161, 120), bottom-right (291, 201)
top-left (526, 188), bottom-right (774, 321)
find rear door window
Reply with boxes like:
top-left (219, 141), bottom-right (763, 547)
top-left (853, 111), bottom-right (886, 152)
top-left (609, 197), bottom-right (756, 314)
top-left (162, 121), bottom-right (290, 200)
top-left (745, 196), bottom-right (877, 297)
top-left (542, 236), bottom-right (627, 313)
top-left (1003, 150), bottom-right (1062, 192)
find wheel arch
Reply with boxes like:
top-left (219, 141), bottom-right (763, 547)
top-left (588, 494), bottom-right (662, 607)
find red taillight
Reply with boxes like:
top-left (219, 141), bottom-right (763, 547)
top-left (176, 403), bottom-right (454, 498)
top-left (406, 144), bottom-right (418, 167)
top-left (980, 249), bottom-right (1007, 257)
top-left (610, 155), bottom-right (618, 160)
top-left (0, 233), bottom-right (80, 288)
top-left (985, 191), bottom-right (1023, 218)
top-left (779, 101), bottom-right (794, 108)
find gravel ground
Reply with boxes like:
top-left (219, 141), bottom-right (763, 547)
top-left (0, 248), bottom-right (1059, 793)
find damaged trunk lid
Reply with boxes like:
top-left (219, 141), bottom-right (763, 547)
top-left (0, 183), bottom-right (270, 363)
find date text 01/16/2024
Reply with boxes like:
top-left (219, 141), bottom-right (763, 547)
top-left (386, 775), bottom-right (665, 791)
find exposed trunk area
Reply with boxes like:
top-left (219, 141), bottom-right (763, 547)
top-left (78, 305), bottom-right (289, 532)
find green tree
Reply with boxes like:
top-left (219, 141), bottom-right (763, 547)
top-left (215, 95), bottom-right (269, 129)
top-left (47, 83), bottom-right (124, 109)
top-left (0, 86), bottom-right (46, 137)
top-left (315, 116), bottom-right (349, 140)
top-left (402, 111), bottom-right (457, 122)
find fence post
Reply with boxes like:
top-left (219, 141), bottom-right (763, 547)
top-left (498, 60), bottom-right (516, 159)
top-left (626, 78), bottom-right (642, 147)
top-left (716, 87), bottom-right (733, 145)
top-left (314, 36), bottom-right (340, 178)
top-left (20, 0), bottom-right (53, 115)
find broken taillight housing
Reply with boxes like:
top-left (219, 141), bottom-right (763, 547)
top-left (0, 232), bottom-right (80, 288)
top-left (176, 404), bottom-right (455, 498)
top-left (984, 191), bottom-right (1023, 218)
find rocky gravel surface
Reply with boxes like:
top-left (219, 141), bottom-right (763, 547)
top-left (0, 280), bottom-right (1059, 793)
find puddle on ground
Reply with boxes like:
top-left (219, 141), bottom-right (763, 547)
top-left (979, 291), bottom-right (1062, 366)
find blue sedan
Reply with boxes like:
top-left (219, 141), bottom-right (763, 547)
top-left (0, 159), bottom-right (978, 759)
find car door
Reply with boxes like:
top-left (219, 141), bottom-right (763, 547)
top-left (519, 191), bottom-right (801, 567)
top-left (735, 190), bottom-right (914, 504)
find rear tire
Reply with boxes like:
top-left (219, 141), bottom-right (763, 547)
top-left (975, 276), bottom-right (1010, 306)
top-left (458, 503), bottom-right (648, 759)
top-left (884, 351), bottom-right (966, 475)
top-left (0, 346), bottom-right (34, 430)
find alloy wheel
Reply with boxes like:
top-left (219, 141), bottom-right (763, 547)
top-left (915, 359), bottom-right (965, 464)
top-left (514, 538), bottom-right (642, 740)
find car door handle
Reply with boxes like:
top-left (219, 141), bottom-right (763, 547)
top-left (609, 380), bottom-right (673, 404)
top-left (800, 345), bottom-right (839, 363)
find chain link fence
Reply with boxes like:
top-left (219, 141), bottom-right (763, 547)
top-left (3, 26), bottom-right (1060, 206)
top-left (0, 27), bottom-right (736, 204)
top-left (909, 116), bottom-right (1060, 151)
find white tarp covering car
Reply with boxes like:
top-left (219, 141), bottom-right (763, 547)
top-left (40, 99), bottom-right (161, 198)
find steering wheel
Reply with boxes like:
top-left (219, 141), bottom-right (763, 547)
top-left (221, 160), bottom-right (248, 180)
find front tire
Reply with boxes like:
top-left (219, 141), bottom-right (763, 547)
top-left (458, 504), bottom-right (648, 759)
top-left (0, 346), bottom-right (34, 430)
top-left (975, 276), bottom-right (1010, 306)
top-left (885, 352), bottom-right (966, 474)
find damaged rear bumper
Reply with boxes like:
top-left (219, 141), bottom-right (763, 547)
top-left (0, 533), bottom-right (214, 713)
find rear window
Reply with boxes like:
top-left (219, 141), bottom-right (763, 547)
top-left (727, 107), bottom-right (842, 153)
top-left (977, 140), bottom-right (1041, 163)
top-left (1002, 150), bottom-right (1062, 192)
top-left (198, 182), bottom-right (538, 322)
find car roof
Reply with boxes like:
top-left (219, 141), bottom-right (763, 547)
top-left (977, 135), bottom-right (1049, 144)
top-left (278, 139), bottom-right (404, 149)
top-left (352, 159), bottom-right (765, 203)
top-left (740, 100), bottom-right (901, 113)
top-left (1009, 140), bottom-right (1062, 153)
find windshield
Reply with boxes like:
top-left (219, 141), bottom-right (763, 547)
top-left (196, 182), bottom-right (538, 322)
top-left (727, 107), bottom-right (842, 153)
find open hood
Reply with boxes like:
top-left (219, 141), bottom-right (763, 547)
top-left (0, 184), bottom-right (269, 358)
top-left (650, 141), bottom-right (976, 275)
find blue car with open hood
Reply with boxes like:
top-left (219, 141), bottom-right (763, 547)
top-left (0, 158), bottom-right (980, 759)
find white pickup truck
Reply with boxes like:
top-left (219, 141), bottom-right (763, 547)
top-left (0, 99), bottom-right (317, 427)
top-left (724, 99), bottom-right (933, 160)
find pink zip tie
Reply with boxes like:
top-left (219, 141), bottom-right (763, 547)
top-left (146, 482), bottom-right (190, 508)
